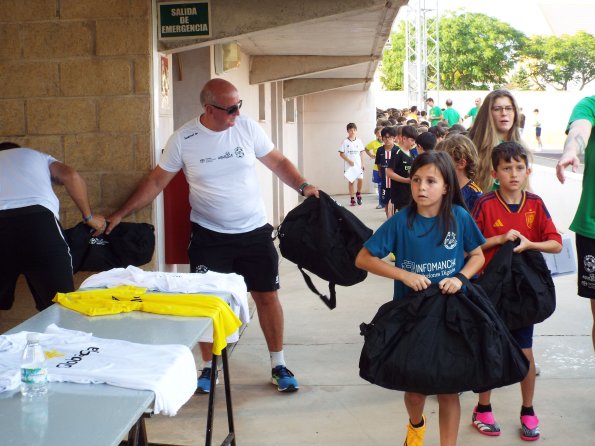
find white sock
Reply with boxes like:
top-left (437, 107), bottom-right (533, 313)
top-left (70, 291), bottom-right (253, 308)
top-left (201, 360), bottom-right (213, 370)
top-left (270, 351), bottom-right (286, 368)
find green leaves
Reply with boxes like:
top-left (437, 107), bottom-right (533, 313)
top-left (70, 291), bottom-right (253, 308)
top-left (524, 32), bottom-right (595, 91)
top-left (380, 10), bottom-right (594, 92)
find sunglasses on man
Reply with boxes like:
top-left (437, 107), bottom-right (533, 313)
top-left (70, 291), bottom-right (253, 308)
top-left (208, 100), bottom-right (243, 115)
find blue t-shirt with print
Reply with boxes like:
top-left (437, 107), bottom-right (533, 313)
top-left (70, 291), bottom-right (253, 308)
top-left (364, 205), bottom-right (485, 300)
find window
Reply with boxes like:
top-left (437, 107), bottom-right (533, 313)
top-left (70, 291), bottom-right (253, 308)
top-left (285, 98), bottom-right (295, 123)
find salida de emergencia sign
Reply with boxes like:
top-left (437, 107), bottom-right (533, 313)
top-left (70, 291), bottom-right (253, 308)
top-left (158, 1), bottom-right (211, 40)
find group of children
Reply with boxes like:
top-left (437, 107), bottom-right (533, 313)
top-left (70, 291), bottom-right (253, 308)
top-left (353, 126), bottom-right (562, 445)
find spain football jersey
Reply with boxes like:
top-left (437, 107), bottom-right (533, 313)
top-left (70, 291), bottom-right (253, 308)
top-left (472, 190), bottom-right (561, 268)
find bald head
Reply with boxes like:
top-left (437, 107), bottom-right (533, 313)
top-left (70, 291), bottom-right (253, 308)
top-left (200, 79), bottom-right (238, 108)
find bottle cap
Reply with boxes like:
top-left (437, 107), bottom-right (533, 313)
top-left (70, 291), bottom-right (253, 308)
top-left (26, 333), bottom-right (40, 343)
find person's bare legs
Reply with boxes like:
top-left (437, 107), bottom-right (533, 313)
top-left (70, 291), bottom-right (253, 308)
top-left (348, 181), bottom-right (355, 199)
top-left (437, 394), bottom-right (460, 446)
top-left (250, 290), bottom-right (284, 352)
top-left (477, 389), bottom-right (491, 406)
top-left (520, 348), bottom-right (536, 407)
top-left (356, 178), bottom-right (363, 194)
top-left (198, 290), bottom-right (283, 361)
top-left (404, 392), bottom-right (426, 426)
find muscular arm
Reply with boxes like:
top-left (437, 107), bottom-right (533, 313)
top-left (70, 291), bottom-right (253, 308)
top-left (259, 149), bottom-right (319, 198)
top-left (105, 166), bottom-right (177, 233)
top-left (49, 162), bottom-right (106, 233)
top-left (557, 119), bottom-right (592, 183)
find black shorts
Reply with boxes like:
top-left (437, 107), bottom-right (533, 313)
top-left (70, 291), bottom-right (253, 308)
top-left (576, 233), bottom-right (595, 299)
top-left (0, 205), bottom-right (74, 311)
top-left (188, 223), bottom-right (279, 292)
top-left (510, 325), bottom-right (534, 349)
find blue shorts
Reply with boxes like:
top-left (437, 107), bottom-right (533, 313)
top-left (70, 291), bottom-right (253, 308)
top-left (511, 325), bottom-right (534, 349)
top-left (535, 127), bottom-right (542, 137)
top-left (372, 170), bottom-right (381, 184)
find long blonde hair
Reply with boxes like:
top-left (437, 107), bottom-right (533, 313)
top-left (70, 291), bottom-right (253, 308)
top-left (469, 89), bottom-right (522, 191)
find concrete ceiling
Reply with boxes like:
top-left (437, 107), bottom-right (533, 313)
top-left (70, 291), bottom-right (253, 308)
top-left (158, 0), bottom-right (407, 98)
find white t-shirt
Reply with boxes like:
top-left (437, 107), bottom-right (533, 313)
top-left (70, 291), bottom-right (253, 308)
top-left (159, 115), bottom-right (275, 233)
top-left (338, 138), bottom-right (365, 171)
top-left (0, 148), bottom-right (60, 218)
top-left (79, 266), bottom-right (250, 343)
top-left (0, 325), bottom-right (196, 416)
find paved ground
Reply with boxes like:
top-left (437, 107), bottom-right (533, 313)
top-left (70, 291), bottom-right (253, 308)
top-left (144, 192), bottom-right (594, 444)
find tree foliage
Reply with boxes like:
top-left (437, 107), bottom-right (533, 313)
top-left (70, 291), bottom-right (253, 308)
top-left (379, 22), bottom-right (406, 91)
top-left (439, 12), bottom-right (526, 89)
top-left (523, 32), bottom-right (595, 91)
top-left (380, 11), bottom-right (526, 91)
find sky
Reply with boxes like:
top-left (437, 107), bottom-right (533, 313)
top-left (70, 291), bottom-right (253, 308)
top-left (394, 0), bottom-right (595, 37)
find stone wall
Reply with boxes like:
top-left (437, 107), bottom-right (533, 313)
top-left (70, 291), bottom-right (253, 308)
top-left (0, 0), bottom-right (153, 227)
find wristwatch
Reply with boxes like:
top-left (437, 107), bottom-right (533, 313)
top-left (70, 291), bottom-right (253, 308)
top-left (297, 182), bottom-right (309, 196)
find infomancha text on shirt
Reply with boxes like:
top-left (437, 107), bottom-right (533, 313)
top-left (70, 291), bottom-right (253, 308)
top-left (402, 258), bottom-right (457, 278)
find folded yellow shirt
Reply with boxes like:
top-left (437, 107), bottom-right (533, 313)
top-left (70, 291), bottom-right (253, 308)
top-left (53, 286), bottom-right (242, 355)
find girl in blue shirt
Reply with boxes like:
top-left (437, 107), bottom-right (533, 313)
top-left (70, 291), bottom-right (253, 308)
top-left (356, 151), bottom-right (485, 446)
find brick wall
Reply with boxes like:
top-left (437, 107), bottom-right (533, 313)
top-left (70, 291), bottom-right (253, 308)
top-left (0, 0), bottom-right (153, 227)
top-left (0, 0), bottom-right (154, 327)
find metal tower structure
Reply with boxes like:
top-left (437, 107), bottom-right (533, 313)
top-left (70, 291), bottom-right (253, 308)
top-left (404, 0), bottom-right (440, 108)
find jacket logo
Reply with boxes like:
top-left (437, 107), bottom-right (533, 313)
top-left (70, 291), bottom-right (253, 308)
top-left (443, 231), bottom-right (457, 250)
top-left (493, 219), bottom-right (504, 228)
top-left (525, 211), bottom-right (536, 230)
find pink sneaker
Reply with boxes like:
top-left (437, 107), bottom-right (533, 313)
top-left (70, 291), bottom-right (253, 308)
top-left (472, 406), bottom-right (501, 436)
top-left (520, 414), bottom-right (540, 441)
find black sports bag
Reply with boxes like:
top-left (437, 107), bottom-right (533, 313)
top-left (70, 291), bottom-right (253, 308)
top-left (359, 274), bottom-right (529, 394)
top-left (277, 191), bottom-right (373, 309)
top-left (475, 240), bottom-right (556, 330)
top-left (65, 222), bottom-right (155, 273)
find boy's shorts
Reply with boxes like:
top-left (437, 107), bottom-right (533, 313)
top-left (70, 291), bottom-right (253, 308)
top-left (372, 170), bottom-right (381, 184)
top-left (511, 325), bottom-right (534, 349)
top-left (536, 127), bottom-right (542, 137)
top-left (576, 233), bottom-right (595, 298)
top-left (188, 223), bottom-right (280, 292)
top-left (379, 186), bottom-right (391, 207)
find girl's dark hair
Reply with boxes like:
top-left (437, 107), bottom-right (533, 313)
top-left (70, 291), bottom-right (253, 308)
top-left (407, 151), bottom-right (467, 244)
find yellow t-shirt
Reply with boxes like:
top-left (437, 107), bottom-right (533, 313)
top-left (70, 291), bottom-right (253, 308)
top-left (54, 286), bottom-right (242, 355)
top-left (365, 139), bottom-right (383, 171)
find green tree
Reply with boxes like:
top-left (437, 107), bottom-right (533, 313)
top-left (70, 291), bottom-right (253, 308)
top-left (438, 12), bottom-right (526, 89)
top-left (380, 11), bottom-right (526, 91)
top-left (379, 23), bottom-right (406, 90)
top-left (507, 66), bottom-right (534, 90)
top-left (524, 32), bottom-right (595, 91)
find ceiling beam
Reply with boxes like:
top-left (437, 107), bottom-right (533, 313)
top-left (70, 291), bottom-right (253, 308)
top-left (283, 78), bottom-right (371, 98)
top-left (157, 0), bottom-right (390, 53)
top-left (250, 56), bottom-right (376, 84)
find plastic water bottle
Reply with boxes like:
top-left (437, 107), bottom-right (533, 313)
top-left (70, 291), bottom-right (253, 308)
top-left (21, 333), bottom-right (48, 397)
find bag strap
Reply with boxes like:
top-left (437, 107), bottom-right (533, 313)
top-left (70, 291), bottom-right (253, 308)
top-left (298, 266), bottom-right (336, 310)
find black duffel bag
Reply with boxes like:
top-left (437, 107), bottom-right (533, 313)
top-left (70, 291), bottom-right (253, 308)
top-left (277, 190), bottom-right (372, 309)
top-left (65, 222), bottom-right (155, 273)
top-left (359, 274), bottom-right (529, 395)
top-left (475, 241), bottom-right (556, 330)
